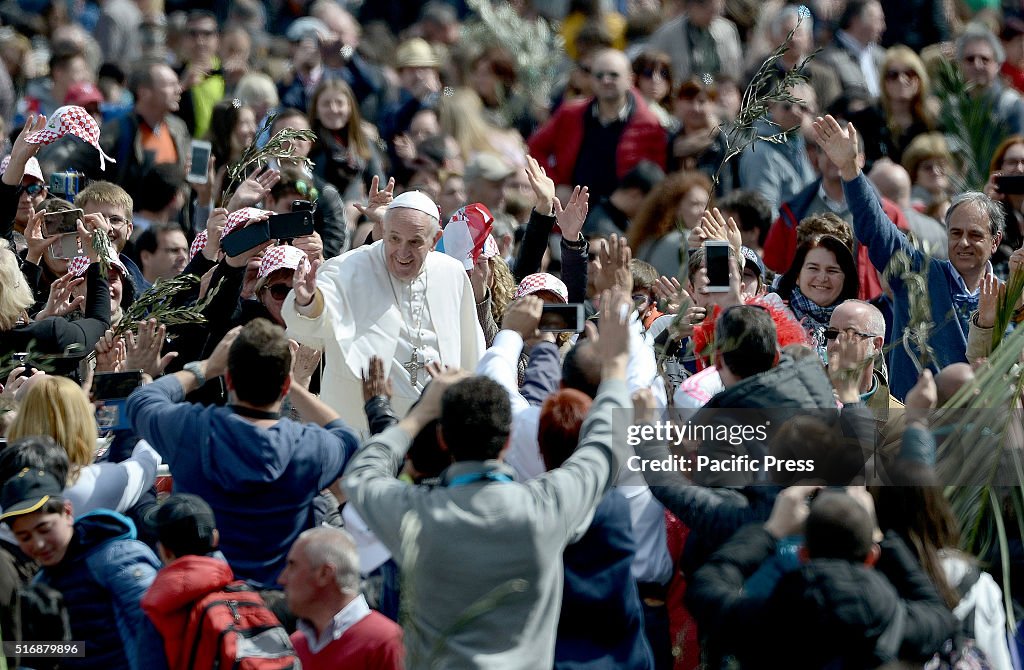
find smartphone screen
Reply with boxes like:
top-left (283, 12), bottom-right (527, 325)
top-left (220, 221), bottom-right (271, 258)
top-left (269, 211), bottom-right (314, 241)
top-left (43, 208), bottom-right (83, 237)
top-left (704, 241), bottom-right (730, 293)
top-left (92, 370), bottom-right (144, 401)
top-left (50, 233), bottom-right (80, 259)
top-left (187, 140), bottom-right (212, 184)
top-left (539, 303), bottom-right (585, 333)
top-left (996, 174), bottom-right (1024, 195)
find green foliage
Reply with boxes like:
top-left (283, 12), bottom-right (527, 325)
top-left (934, 60), bottom-right (1010, 192)
top-left (460, 0), bottom-right (563, 122)
top-left (220, 113), bottom-right (317, 208)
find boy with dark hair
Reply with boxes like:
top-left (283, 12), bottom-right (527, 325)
top-left (137, 493), bottom-right (297, 670)
top-left (1, 468), bottom-right (160, 669)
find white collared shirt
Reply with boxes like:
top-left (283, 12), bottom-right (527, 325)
top-left (296, 594), bottom-right (372, 655)
top-left (836, 30), bottom-right (879, 98)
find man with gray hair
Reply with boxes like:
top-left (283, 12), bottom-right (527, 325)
top-left (280, 527), bottom-right (404, 668)
top-left (284, 189), bottom-right (485, 433)
top-left (816, 114), bottom-right (1010, 400)
top-left (958, 22), bottom-right (1024, 134)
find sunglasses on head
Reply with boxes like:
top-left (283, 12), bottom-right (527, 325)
top-left (18, 183), bottom-right (44, 197)
top-left (265, 283), bottom-right (291, 300)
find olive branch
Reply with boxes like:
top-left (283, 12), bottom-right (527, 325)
top-left (219, 113), bottom-right (317, 208)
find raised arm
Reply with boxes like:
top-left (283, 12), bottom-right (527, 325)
top-left (814, 115), bottom-right (917, 275)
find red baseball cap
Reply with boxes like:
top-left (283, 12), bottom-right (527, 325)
top-left (64, 82), bottom-right (104, 107)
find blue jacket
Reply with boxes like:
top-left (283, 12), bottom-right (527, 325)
top-left (36, 510), bottom-right (160, 670)
top-left (556, 490), bottom-right (655, 669)
top-left (844, 173), bottom-right (970, 400)
top-left (125, 374), bottom-right (360, 587)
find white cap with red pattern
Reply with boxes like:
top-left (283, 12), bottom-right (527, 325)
top-left (480, 234), bottom-right (499, 259)
top-left (25, 106), bottom-right (116, 171)
top-left (254, 245), bottom-right (310, 293)
top-left (514, 272), bottom-right (568, 303)
top-left (67, 255), bottom-right (128, 278)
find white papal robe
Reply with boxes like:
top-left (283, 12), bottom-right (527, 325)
top-left (282, 241), bottom-right (485, 434)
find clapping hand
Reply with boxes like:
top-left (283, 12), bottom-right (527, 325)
top-left (653, 276), bottom-right (684, 314)
top-left (94, 329), bottom-right (126, 373)
top-left (696, 208), bottom-right (743, 254)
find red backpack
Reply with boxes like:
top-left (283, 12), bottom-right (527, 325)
top-left (182, 581), bottom-right (300, 670)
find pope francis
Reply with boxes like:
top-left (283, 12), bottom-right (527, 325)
top-left (283, 190), bottom-right (485, 433)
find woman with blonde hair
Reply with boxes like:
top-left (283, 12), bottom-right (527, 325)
top-left (436, 87), bottom-right (526, 168)
top-left (0, 245), bottom-right (33, 331)
top-left (875, 46), bottom-right (941, 164)
top-left (308, 78), bottom-right (385, 201)
top-left (7, 375), bottom-right (160, 516)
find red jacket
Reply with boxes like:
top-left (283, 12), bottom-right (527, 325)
top-left (141, 555), bottom-right (235, 670)
top-left (763, 181), bottom-right (909, 302)
top-left (527, 90), bottom-right (667, 186)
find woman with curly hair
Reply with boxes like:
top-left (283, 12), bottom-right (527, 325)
top-left (627, 170), bottom-right (712, 278)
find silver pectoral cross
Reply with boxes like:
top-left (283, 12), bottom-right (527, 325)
top-left (403, 348), bottom-right (426, 386)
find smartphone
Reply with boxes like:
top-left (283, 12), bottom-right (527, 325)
top-left (996, 174), bottom-right (1024, 195)
top-left (50, 233), bottom-right (80, 259)
top-left (291, 199), bottom-right (314, 212)
top-left (92, 370), bottom-right (144, 401)
top-left (43, 208), bottom-right (83, 237)
top-left (704, 240), bottom-right (730, 293)
top-left (540, 303), bottom-right (586, 333)
top-left (220, 222), bottom-right (271, 258)
top-left (187, 140), bottom-right (212, 184)
top-left (269, 210), bottom-right (314, 241)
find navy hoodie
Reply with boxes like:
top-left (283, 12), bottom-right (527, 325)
top-left (125, 374), bottom-right (359, 587)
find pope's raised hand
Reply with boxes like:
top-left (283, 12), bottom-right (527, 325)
top-left (292, 256), bottom-right (321, 307)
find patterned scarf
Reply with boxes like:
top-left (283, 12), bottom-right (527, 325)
top-left (789, 286), bottom-right (839, 352)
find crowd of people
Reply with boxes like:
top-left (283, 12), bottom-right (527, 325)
top-left (0, 0), bottom-right (1023, 668)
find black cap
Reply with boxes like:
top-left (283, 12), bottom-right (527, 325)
top-left (0, 468), bottom-right (63, 521)
top-left (145, 493), bottom-right (218, 557)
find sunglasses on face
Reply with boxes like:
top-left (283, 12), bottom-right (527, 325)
top-left (593, 71), bottom-right (622, 81)
top-left (824, 327), bottom-right (877, 341)
top-left (641, 66), bottom-right (671, 80)
top-left (884, 69), bottom-right (918, 81)
top-left (265, 283), bottom-right (291, 300)
top-left (17, 183), bottom-right (44, 197)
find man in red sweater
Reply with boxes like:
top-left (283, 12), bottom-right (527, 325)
top-left (527, 48), bottom-right (667, 203)
top-left (280, 527), bottom-right (404, 669)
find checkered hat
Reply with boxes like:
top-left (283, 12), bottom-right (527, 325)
top-left (514, 272), bottom-right (568, 303)
top-left (67, 254), bottom-right (128, 278)
top-left (25, 106), bottom-right (116, 171)
top-left (189, 208), bottom-right (267, 260)
top-left (0, 155), bottom-right (43, 182)
top-left (254, 245), bottom-right (309, 292)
